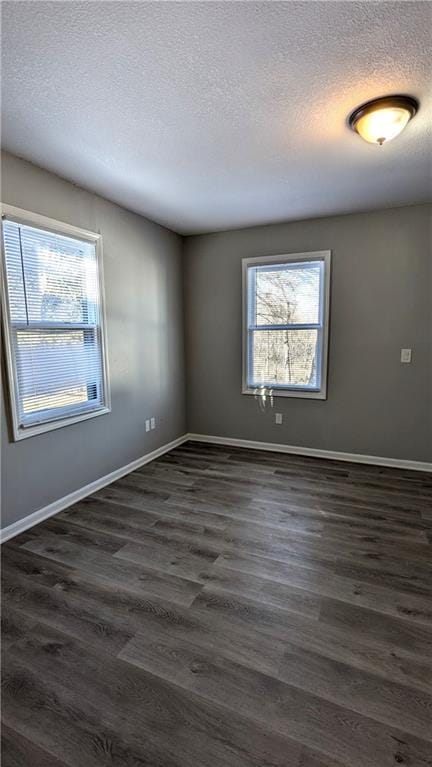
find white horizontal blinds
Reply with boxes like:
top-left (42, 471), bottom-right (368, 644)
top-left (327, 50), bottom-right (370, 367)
top-left (248, 260), bottom-right (324, 389)
top-left (2, 219), bottom-right (105, 427)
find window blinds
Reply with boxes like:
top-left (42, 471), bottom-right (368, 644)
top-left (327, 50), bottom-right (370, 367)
top-left (2, 218), bottom-right (108, 431)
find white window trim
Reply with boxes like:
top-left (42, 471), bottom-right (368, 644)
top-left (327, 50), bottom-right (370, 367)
top-left (1, 204), bottom-right (111, 441)
top-left (242, 250), bottom-right (331, 400)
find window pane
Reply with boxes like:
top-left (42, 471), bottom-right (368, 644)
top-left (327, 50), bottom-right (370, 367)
top-left (2, 215), bottom-right (109, 436)
top-left (251, 329), bottom-right (320, 388)
top-left (254, 261), bottom-right (321, 325)
top-left (13, 327), bottom-right (103, 424)
top-left (7, 221), bottom-right (98, 325)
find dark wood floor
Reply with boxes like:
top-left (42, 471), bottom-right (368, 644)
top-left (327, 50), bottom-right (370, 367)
top-left (2, 441), bottom-right (432, 767)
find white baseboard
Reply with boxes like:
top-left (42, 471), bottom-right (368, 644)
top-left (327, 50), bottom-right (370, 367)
top-left (186, 433), bottom-right (432, 473)
top-left (0, 434), bottom-right (188, 544)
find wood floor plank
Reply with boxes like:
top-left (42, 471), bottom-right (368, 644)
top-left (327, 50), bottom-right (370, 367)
top-left (92, 481), bottom-right (170, 510)
top-left (195, 445), bottom-right (432, 498)
top-left (6, 624), bottom-right (303, 767)
top-left (2, 542), bottom-right (72, 587)
top-left (168, 488), bottom-right (429, 541)
top-left (1, 567), bottom-right (133, 656)
top-left (278, 641), bottom-right (432, 740)
top-left (136, 461), bottom-right (209, 485)
top-left (319, 598), bottom-right (432, 659)
top-left (318, 513), bottom-right (429, 542)
top-left (113, 535), bottom-right (218, 582)
top-left (61, 492), bottom-right (230, 532)
top-left (2, 440), bottom-right (432, 767)
top-left (2, 655), bottom-right (182, 767)
top-left (200, 564), bottom-right (321, 617)
top-left (280, 525), bottom-right (432, 566)
top-left (320, 521), bottom-right (431, 550)
top-left (219, 527), bottom-right (432, 579)
top-left (40, 564), bottom-right (286, 677)
top-left (59, 494), bottom-right (162, 529)
top-left (189, 474), bottom-right (429, 516)
top-left (26, 517), bottom-right (125, 554)
top-left (1, 607), bottom-right (37, 651)
top-left (330, 556), bottom-right (432, 597)
top-left (18, 533), bottom-right (203, 606)
top-left (155, 514), bottom-right (324, 550)
top-left (217, 538), bottom-right (432, 598)
top-left (191, 586), bottom-right (432, 691)
top-left (298, 748), bottom-right (349, 767)
top-left (117, 626), bottom-right (432, 767)
top-left (215, 550), bottom-right (432, 627)
top-left (1, 725), bottom-right (67, 767)
top-left (118, 470), bottom-right (197, 494)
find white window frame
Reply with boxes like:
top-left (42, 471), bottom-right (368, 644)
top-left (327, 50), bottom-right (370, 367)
top-left (1, 204), bottom-right (111, 441)
top-left (242, 251), bottom-right (331, 400)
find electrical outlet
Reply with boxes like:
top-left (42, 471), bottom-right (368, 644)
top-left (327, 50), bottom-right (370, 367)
top-left (145, 419), bottom-right (150, 432)
top-left (401, 348), bottom-right (412, 364)
top-left (150, 417), bottom-right (156, 430)
top-left (275, 413), bottom-right (283, 425)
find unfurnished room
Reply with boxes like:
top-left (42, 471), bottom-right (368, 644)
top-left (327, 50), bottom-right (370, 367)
top-left (0, 2), bottom-right (432, 766)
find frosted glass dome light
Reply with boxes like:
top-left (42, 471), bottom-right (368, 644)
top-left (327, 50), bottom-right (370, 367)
top-left (349, 95), bottom-right (418, 146)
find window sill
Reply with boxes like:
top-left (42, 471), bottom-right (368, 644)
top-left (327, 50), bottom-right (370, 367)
top-left (12, 405), bottom-right (111, 441)
top-left (242, 387), bottom-right (327, 400)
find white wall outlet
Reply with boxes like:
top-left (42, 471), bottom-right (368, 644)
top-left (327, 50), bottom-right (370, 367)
top-left (150, 417), bottom-right (156, 430)
top-left (145, 419), bottom-right (150, 432)
top-left (401, 348), bottom-right (412, 364)
top-left (275, 413), bottom-right (283, 425)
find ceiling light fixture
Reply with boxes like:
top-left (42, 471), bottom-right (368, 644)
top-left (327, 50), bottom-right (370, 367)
top-left (348, 95), bottom-right (418, 146)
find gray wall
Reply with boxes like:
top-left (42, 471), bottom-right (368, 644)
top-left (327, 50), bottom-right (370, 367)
top-left (184, 204), bottom-right (432, 462)
top-left (1, 152), bottom-right (186, 529)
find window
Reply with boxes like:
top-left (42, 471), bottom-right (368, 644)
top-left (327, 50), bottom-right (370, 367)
top-left (1, 205), bottom-right (110, 440)
top-left (242, 251), bottom-right (331, 399)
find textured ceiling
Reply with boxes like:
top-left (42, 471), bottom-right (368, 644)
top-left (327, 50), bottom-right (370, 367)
top-left (1, 1), bottom-right (431, 234)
